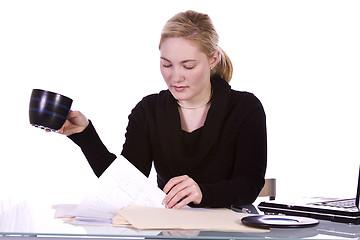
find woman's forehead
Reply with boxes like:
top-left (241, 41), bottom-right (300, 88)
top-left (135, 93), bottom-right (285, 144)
top-left (160, 38), bottom-right (206, 62)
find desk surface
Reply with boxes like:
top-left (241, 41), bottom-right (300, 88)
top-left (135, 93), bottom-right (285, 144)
top-left (1, 196), bottom-right (360, 240)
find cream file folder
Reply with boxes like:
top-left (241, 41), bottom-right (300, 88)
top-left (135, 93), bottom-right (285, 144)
top-left (117, 205), bottom-right (269, 232)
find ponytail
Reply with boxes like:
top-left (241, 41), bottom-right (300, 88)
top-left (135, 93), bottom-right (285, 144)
top-left (212, 47), bottom-right (233, 83)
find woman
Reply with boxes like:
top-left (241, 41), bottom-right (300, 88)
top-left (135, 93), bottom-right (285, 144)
top-left (60, 10), bottom-right (267, 209)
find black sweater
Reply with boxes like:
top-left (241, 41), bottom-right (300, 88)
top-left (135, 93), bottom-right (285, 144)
top-left (69, 75), bottom-right (267, 208)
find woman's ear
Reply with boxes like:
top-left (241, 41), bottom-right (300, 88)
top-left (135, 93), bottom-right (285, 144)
top-left (209, 50), bottom-right (220, 69)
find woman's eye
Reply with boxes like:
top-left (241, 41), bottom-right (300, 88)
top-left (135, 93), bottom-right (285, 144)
top-left (162, 63), bottom-right (172, 68)
top-left (183, 65), bottom-right (195, 70)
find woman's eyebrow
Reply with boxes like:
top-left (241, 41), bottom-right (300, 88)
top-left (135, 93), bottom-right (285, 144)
top-left (181, 59), bottom-right (196, 64)
top-left (160, 57), bottom-right (171, 62)
top-left (160, 57), bottom-right (196, 64)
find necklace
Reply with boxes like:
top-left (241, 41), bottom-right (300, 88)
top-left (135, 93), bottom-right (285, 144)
top-left (177, 90), bottom-right (213, 110)
top-left (177, 100), bottom-right (210, 109)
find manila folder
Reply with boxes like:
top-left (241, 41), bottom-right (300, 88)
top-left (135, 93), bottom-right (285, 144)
top-left (117, 205), bottom-right (268, 232)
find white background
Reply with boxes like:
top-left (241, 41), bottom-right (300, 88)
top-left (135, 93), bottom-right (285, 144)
top-left (1, 0), bottom-right (359, 205)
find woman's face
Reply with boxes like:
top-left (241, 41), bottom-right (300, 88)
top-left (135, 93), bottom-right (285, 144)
top-left (160, 37), bottom-right (217, 105)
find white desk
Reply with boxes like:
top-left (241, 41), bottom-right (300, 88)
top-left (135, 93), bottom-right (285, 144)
top-left (1, 196), bottom-right (360, 240)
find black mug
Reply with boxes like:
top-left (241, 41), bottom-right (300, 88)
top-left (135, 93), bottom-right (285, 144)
top-left (29, 89), bottom-right (73, 132)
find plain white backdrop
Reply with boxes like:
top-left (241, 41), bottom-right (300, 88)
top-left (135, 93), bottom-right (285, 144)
top-left (1, 0), bottom-right (359, 205)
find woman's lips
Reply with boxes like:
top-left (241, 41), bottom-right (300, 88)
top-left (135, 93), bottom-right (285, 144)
top-left (173, 86), bottom-right (187, 92)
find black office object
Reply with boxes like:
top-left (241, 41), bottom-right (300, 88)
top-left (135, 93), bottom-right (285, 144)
top-left (242, 215), bottom-right (319, 228)
top-left (258, 166), bottom-right (360, 224)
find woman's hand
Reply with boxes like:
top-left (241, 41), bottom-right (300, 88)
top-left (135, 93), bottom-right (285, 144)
top-left (58, 110), bottom-right (89, 136)
top-left (162, 175), bottom-right (203, 209)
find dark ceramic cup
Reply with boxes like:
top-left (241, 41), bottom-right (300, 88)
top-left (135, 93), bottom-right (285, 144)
top-left (29, 89), bottom-right (73, 132)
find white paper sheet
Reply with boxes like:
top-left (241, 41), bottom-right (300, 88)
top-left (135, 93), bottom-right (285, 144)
top-left (68, 156), bottom-right (165, 219)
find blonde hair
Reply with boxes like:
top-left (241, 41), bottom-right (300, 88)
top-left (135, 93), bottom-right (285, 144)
top-left (159, 10), bottom-right (233, 83)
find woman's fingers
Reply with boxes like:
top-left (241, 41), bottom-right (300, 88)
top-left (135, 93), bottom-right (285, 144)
top-left (57, 110), bottom-right (89, 136)
top-left (163, 175), bottom-right (202, 209)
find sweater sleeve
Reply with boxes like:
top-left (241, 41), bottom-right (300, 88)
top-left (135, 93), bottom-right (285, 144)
top-left (121, 98), bottom-right (154, 177)
top-left (68, 120), bottom-right (117, 177)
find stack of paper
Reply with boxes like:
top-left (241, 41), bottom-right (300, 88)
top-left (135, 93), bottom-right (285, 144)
top-left (55, 156), bottom-right (165, 224)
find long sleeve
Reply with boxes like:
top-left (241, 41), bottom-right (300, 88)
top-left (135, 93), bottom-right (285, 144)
top-left (121, 98), bottom-right (155, 177)
top-left (68, 120), bottom-right (117, 177)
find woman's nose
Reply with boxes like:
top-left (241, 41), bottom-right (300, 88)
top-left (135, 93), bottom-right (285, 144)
top-left (172, 67), bottom-right (184, 83)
